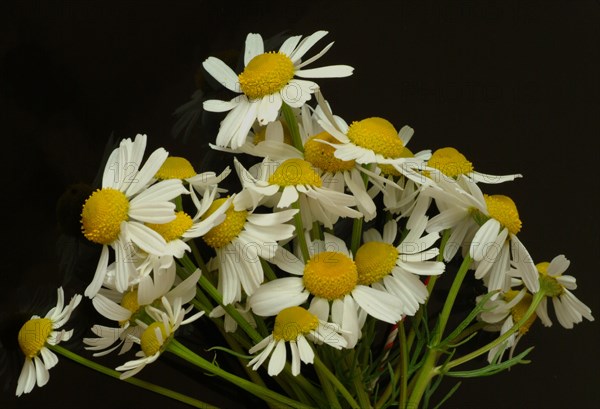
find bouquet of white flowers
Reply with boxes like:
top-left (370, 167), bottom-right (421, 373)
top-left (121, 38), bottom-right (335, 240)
top-left (10, 29), bottom-right (594, 409)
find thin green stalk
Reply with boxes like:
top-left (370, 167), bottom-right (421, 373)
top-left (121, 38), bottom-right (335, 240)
top-left (49, 345), bottom-right (216, 409)
top-left (350, 216), bottom-right (364, 255)
top-left (292, 200), bottom-right (310, 262)
top-left (314, 355), bottom-right (361, 409)
top-left (281, 102), bottom-right (304, 153)
top-left (189, 240), bottom-right (209, 274)
top-left (168, 339), bottom-right (313, 409)
top-left (374, 321), bottom-right (408, 409)
top-left (348, 352), bottom-right (371, 409)
top-left (314, 355), bottom-right (342, 409)
top-left (441, 290), bottom-right (545, 371)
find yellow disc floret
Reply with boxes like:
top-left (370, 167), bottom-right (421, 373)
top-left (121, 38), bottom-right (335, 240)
top-left (268, 158), bottom-right (323, 187)
top-left (428, 147), bottom-right (474, 178)
top-left (155, 157), bottom-right (196, 180)
top-left (504, 290), bottom-right (537, 335)
top-left (536, 262), bottom-right (564, 297)
top-left (273, 306), bottom-right (319, 341)
top-left (146, 211), bottom-right (193, 242)
top-left (304, 132), bottom-right (356, 173)
top-left (484, 194), bottom-right (522, 235)
top-left (140, 322), bottom-right (168, 357)
top-left (303, 252), bottom-right (358, 300)
top-left (81, 188), bottom-right (129, 245)
top-left (202, 199), bottom-right (247, 249)
top-left (18, 318), bottom-right (53, 358)
top-left (238, 52), bottom-right (295, 100)
top-left (355, 242), bottom-right (399, 285)
top-left (346, 117), bottom-right (405, 158)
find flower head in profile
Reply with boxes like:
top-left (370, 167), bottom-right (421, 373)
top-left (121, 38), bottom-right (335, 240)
top-left (202, 30), bottom-right (354, 149)
top-left (116, 296), bottom-right (203, 379)
top-left (535, 255), bottom-right (594, 329)
top-left (81, 134), bottom-right (188, 296)
top-left (248, 306), bottom-right (346, 376)
top-left (16, 287), bottom-right (82, 396)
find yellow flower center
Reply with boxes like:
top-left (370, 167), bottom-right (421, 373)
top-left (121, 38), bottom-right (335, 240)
top-left (18, 318), bottom-right (53, 358)
top-left (202, 198), bottom-right (247, 249)
top-left (355, 242), bottom-right (399, 285)
top-left (379, 147), bottom-right (415, 176)
top-left (484, 194), bottom-right (522, 235)
top-left (238, 52), bottom-right (295, 100)
top-left (155, 157), bottom-right (197, 180)
top-left (120, 289), bottom-right (139, 313)
top-left (140, 322), bottom-right (168, 357)
top-left (346, 117), bottom-right (405, 159)
top-left (303, 252), bottom-right (358, 301)
top-left (504, 290), bottom-right (537, 335)
top-left (146, 211), bottom-right (193, 242)
top-left (273, 306), bottom-right (319, 341)
top-left (428, 147), bottom-right (474, 178)
top-left (536, 262), bottom-right (564, 297)
top-left (268, 158), bottom-right (323, 187)
top-left (304, 132), bottom-right (356, 173)
top-left (253, 122), bottom-right (293, 145)
top-left (81, 188), bottom-right (129, 245)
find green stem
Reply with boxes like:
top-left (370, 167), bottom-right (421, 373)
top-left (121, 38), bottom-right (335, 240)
top-left (398, 322), bottom-right (408, 409)
top-left (292, 200), bottom-right (310, 262)
top-left (350, 216), bottom-right (364, 255)
top-left (189, 240), bottom-right (209, 275)
top-left (281, 102), bottom-right (304, 153)
top-left (442, 290), bottom-right (545, 371)
top-left (168, 339), bottom-right (313, 409)
top-left (48, 345), bottom-right (216, 409)
top-left (314, 356), bottom-right (342, 409)
top-left (349, 353), bottom-right (371, 409)
top-left (314, 355), bottom-right (361, 409)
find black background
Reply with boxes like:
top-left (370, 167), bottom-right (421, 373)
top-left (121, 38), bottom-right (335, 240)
top-left (1, 1), bottom-right (599, 408)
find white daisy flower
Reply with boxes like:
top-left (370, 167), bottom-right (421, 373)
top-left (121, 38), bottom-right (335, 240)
top-left (248, 306), bottom-right (347, 376)
top-left (84, 267), bottom-right (201, 357)
top-left (233, 156), bottom-right (362, 230)
top-left (356, 218), bottom-right (445, 316)
top-left (202, 30), bottom-right (354, 149)
top-left (535, 255), bottom-right (594, 329)
top-left (16, 287), bottom-right (82, 396)
top-left (249, 233), bottom-right (404, 348)
top-left (154, 155), bottom-right (232, 197)
top-left (478, 289), bottom-right (535, 363)
top-left (427, 146), bottom-right (522, 185)
top-left (81, 134), bottom-right (189, 296)
top-left (201, 194), bottom-right (298, 305)
top-left (116, 296), bottom-right (204, 379)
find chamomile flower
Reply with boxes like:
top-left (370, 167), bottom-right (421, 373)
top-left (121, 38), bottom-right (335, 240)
top-left (535, 255), bottom-right (594, 329)
top-left (233, 156), bottom-right (362, 229)
top-left (427, 147), bottom-right (522, 184)
top-left (478, 289), bottom-right (536, 363)
top-left (16, 287), bottom-right (82, 396)
top-left (84, 267), bottom-right (201, 356)
top-left (356, 218), bottom-right (445, 316)
top-left (154, 155), bottom-right (232, 196)
top-left (249, 233), bottom-right (404, 348)
top-left (81, 134), bottom-right (188, 296)
top-left (202, 30), bottom-right (354, 149)
top-left (201, 194), bottom-right (298, 305)
top-left (116, 296), bottom-right (203, 379)
top-left (248, 306), bottom-right (347, 376)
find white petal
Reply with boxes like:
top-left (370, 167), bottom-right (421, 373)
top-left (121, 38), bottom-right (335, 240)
top-left (351, 286), bottom-right (404, 324)
top-left (289, 341), bottom-right (301, 376)
top-left (547, 254), bottom-right (570, 277)
top-left (295, 65), bottom-right (354, 78)
top-left (279, 35), bottom-right (303, 56)
top-left (85, 245), bottom-right (110, 298)
top-left (267, 340), bottom-right (287, 376)
top-left (203, 98), bottom-right (239, 112)
top-left (244, 33), bottom-right (264, 66)
top-left (92, 294), bottom-right (132, 322)
top-left (290, 31), bottom-right (328, 63)
top-left (202, 57), bottom-right (240, 92)
top-left (124, 148), bottom-right (169, 197)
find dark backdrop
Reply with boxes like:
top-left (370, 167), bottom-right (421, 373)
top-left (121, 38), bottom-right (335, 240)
top-left (1, 1), bottom-right (598, 408)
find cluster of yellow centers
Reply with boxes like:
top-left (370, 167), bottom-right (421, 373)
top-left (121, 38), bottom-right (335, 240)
top-left (303, 252), bottom-right (358, 300)
top-left (140, 322), bottom-right (168, 356)
top-left (304, 132), bottom-right (356, 173)
top-left (483, 194), bottom-right (522, 235)
top-left (155, 157), bottom-right (197, 180)
top-left (268, 158), bottom-right (323, 187)
top-left (428, 147), bottom-right (474, 178)
top-left (146, 211), bottom-right (193, 242)
top-left (354, 242), bottom-right (399, 285)
top-left (503, 290), bottom-right (537, 335)
top-left (536, 261), bottom-right (564, 297)
top-left (202, 198), bottom-right (247, 249)
top-left (346, 117), bottom-right (405, 159)
top-left (238, 52), bottom-right (295, 100)
top-left (81, 188), bottom-right (129, 245)
top-left (273, 306), bottom-right (319, 341)
top-left (18, 318), bottom-right (53, 358)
